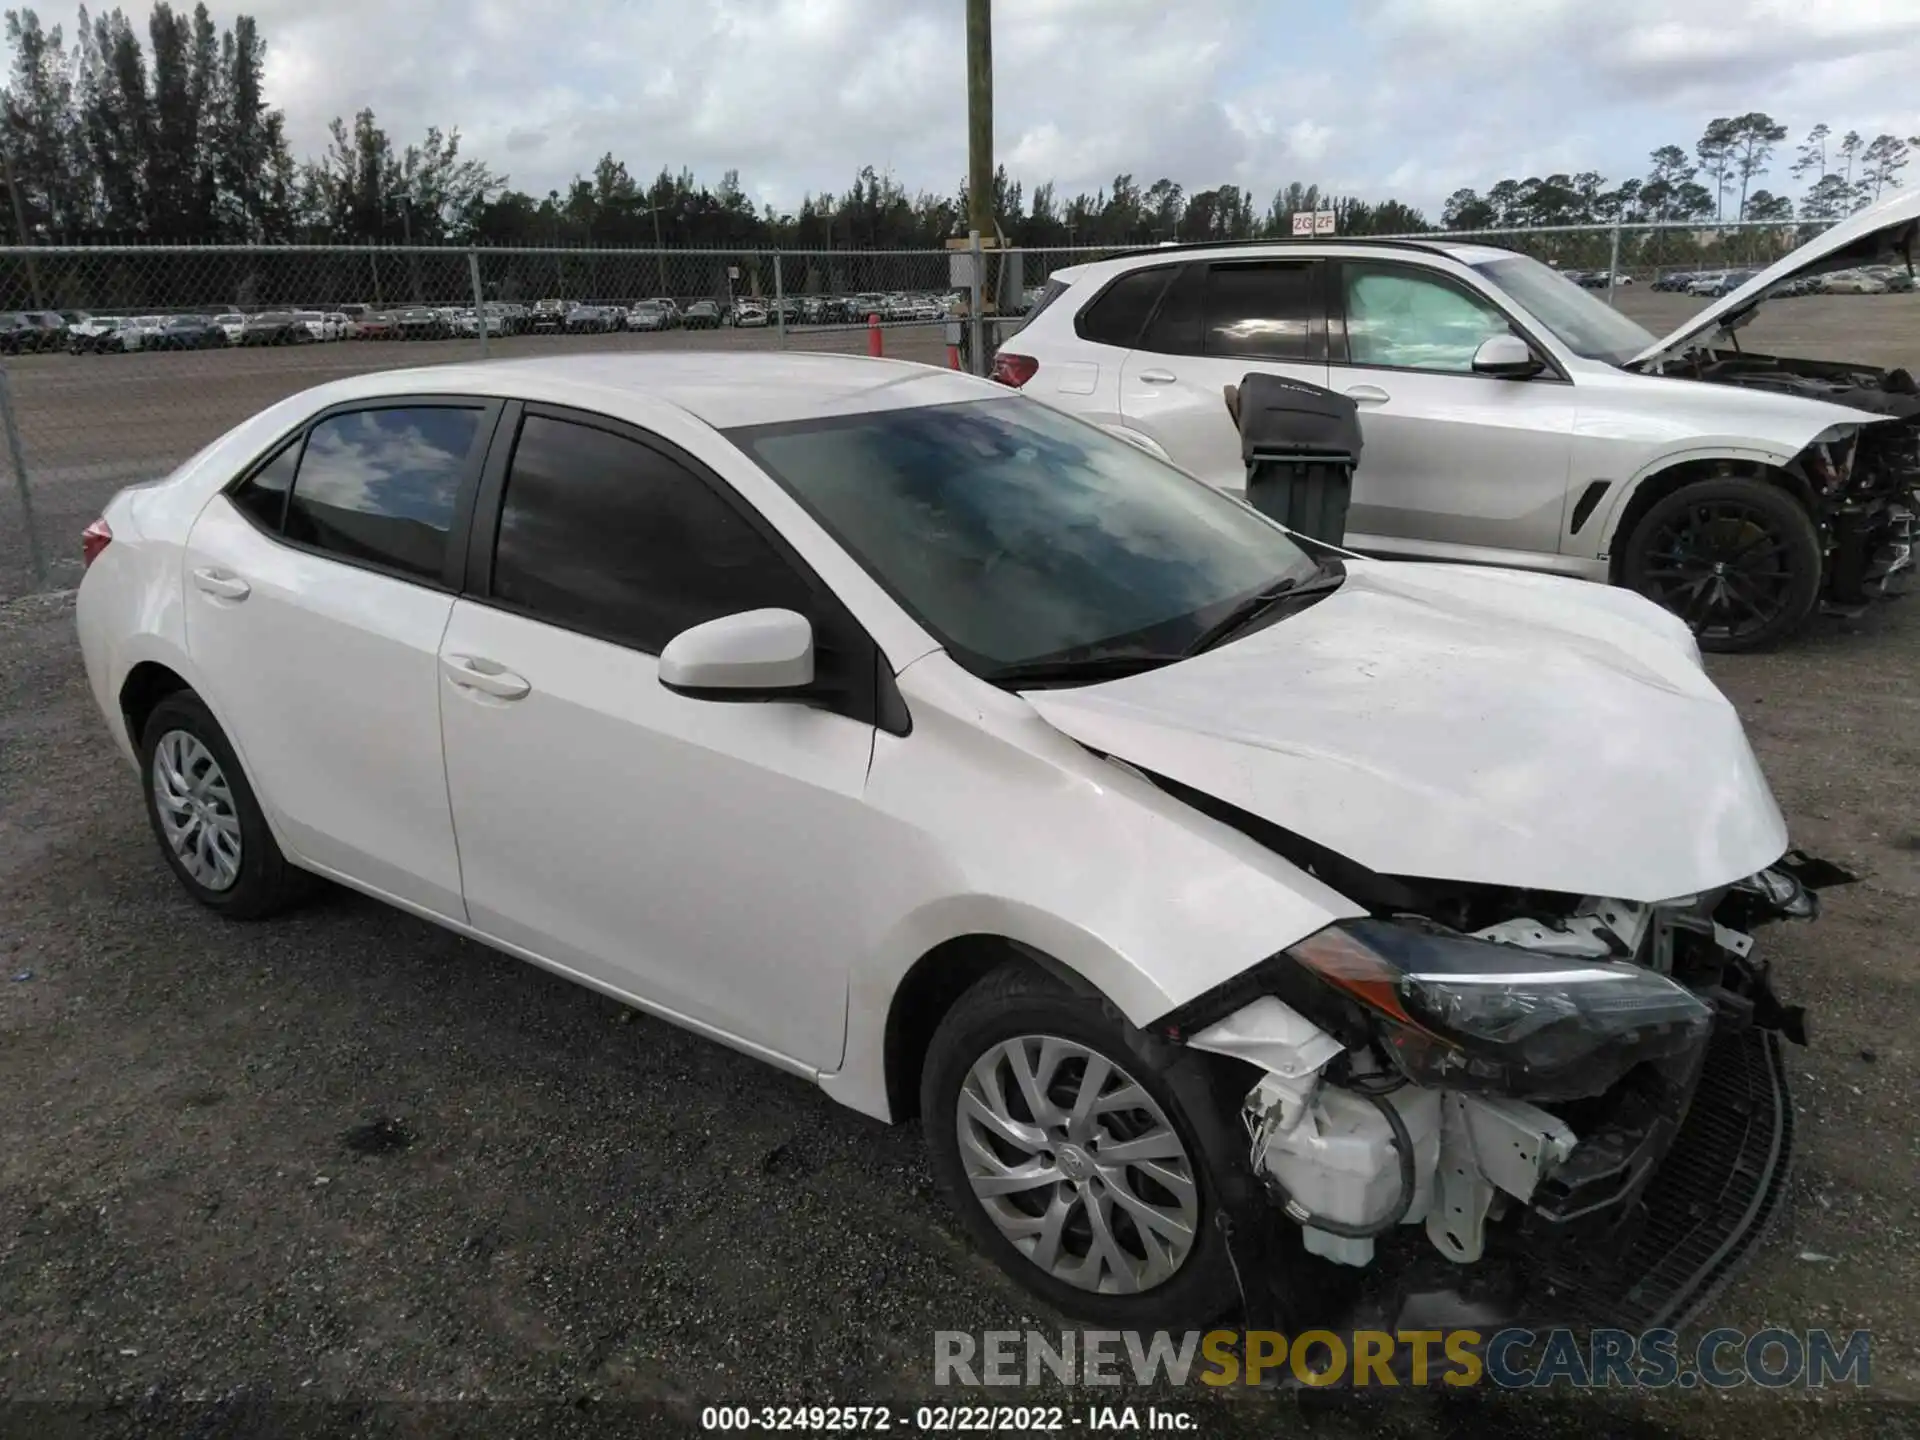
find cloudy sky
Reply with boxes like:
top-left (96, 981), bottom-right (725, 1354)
top-left (149, 0), bottom-right (1920, 212)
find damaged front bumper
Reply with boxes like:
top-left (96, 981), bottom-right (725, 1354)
top-left (1175, 852), bottom-right (1854, 1333)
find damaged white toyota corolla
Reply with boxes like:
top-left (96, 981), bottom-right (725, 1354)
top-left (74, 354), bottom-right (1848, 1332)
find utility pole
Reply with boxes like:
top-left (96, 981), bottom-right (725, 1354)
top-left (964, 0), bottom-right (993, 373)
top-left (966, 0), bottom-right (993, 242)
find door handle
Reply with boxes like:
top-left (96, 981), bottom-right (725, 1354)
top-left (1136, 368), bottom-right (1177, 384)
top-left (1345, 385), bottom-right (1391, 405)
top-left (441, 655), bottom-right (531, 701)
top-left (191, 567), bottom-right (251, 600)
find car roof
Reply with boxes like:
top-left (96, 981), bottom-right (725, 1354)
top-left (282, 351), bottom-right (1003, 430)
top-left (1046, 235), bottom-right (1515, 287)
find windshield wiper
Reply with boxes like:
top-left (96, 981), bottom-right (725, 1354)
top-left (981, 651), bottom-right (1187, 689)
top-left (1184, 561), bottom-right (1347, 657)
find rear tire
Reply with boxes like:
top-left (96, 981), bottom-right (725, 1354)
top-left (1621, 476), bottom-right (1821, 653)
top-left (139, 691), bottom-right (317, 919)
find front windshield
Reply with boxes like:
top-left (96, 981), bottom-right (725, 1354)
top-left (1472, 255), bottom-right (1656, 365)
top-left (729, 396), bottom-right (1319, 674)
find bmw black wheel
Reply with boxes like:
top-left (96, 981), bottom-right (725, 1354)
top-left (1622, 476), bottom-right (1822, 653)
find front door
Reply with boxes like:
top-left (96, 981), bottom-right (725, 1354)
top-left (437, 407), bottom-right (880, 1069)
top-left (1331, 260), bottom-right (1577, 564)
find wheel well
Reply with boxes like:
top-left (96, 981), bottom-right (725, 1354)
top-left (882, 935), bottom-right (1065, 1122)
top-left (1605, 457), bottom-right (1814, 584)
top-left (118, 662), bottom-right (190, 748)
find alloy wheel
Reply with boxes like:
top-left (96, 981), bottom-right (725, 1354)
top-left (956, 1036), bottom-right (1200, 1295)
top-left (1640, 500), bottom-right (1799, 644)
top-left (151, 729), bottom-right (243, 891)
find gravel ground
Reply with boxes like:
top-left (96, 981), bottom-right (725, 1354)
top-left (1, 285), bottom-right (1918, 1438)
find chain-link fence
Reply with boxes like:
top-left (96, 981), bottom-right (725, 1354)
top-left (0, 242), bottom-right (1040, 597)
top-left (0, 218), bottom-right (1900, 598)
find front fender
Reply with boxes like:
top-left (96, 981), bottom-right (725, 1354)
top-left (818, 654), bottom-right (1363, 1122)
top-left (1587, 442), bottom-right (1805, 560)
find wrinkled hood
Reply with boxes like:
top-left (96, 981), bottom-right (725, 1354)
top-left (1631, 189), bottom-right (1920, 368)
top-left (1023, 561), bottom-right (1788, 904)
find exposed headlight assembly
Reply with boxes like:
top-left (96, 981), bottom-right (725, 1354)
top-left (1271, 920), bottom-right (1714, 1102)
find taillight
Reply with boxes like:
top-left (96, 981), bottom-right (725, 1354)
top-left (81, 517), bottom-right (112, 569)
top-left (991, 351), bottom-right (1038, 387)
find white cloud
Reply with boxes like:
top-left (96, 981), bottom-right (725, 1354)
top-left (19, 0), bottom-right (1920, 220)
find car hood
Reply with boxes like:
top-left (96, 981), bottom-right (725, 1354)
top-left (1022, 561), bottom-right (1787, 904)
top-left (1631, 189), bottom-right (1920, 368)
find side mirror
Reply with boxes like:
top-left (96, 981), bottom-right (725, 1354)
top-left (1471, 333), bottom-right (1544, 379)
top-left (658, 608), bottom-right (815, 700)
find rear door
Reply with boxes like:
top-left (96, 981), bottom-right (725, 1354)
top-left (1118, 259), bottom-right (1330, 494)
top-left (1013, 265), bottom-right (1170, 418)
top-left (182, 397), bottom-right (501, 920)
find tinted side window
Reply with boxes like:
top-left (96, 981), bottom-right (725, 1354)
top-left (1076, 268), bottom-right (1172, 347)
top-left (492, 415), bottom-right (814, 654)
top-left (283, 407), bottom-right (481, 580)
top-left (1204, 263), bottom-right (1316, 360)
top-left (1342, 264), bottom-right (1510, 372)
top-left (230, 437), bottom-right (302, 532)
top-left (1136, 264), bottom-right (1206, 356)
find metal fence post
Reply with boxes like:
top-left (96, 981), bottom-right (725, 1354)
top-left (468, 249), bottom-right (489, 360)
top-left (773, 257), bottom-right (786, 347)
top-left (1606, 218), bottom-right (1622, 306)
top-left (0, 365), bottom-right (47, 587)
top-left (967, 230), bottom-right (986, 377)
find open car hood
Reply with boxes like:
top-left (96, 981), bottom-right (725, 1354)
top-left (1023, 561), bottom-right (1788, 904)
top-left (1630, 189), bottom-right (1920, 368)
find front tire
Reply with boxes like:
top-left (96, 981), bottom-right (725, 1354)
top-left (921, 964), bottom-right (1262, 1329)
top-left (1621, 476), bottom-right (1822, 653)
top-left (139, 691), bottom-right (316, 918)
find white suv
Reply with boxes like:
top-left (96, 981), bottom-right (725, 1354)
top-left (997, 192), bottom-right (1920, 651)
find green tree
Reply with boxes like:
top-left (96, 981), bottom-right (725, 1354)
top-left (1695, 117), bottom-right (1737, 219)
top-left (1789, 122), bottom-right (1829, 183)
top-left (1800, 173), bottom-right (1853, 222)
top-left (1857, 134), bottom-right (1908, 204)
top-left (1837, 130), bottom-right (1863, 189)
top-left (1724, 112), bottom-right (1787, 219)
top-left (3, 8), bottom-right (80, 239)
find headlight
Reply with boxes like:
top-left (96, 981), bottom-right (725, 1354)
top-left (1272, 920), bottom-right (1714, 1102)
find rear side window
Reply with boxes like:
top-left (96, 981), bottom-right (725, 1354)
top-left (230, 437), bottom-right (302, 531)
top-left (1203, 262), bottom-right (1317, 360)
top-left (283, 406), bottom-right (483, 582)
top-left (490, 414), bottom-right (814, 654)
top-left (1073, 268), bottom-right (1170, 347)
top-left (1137, 264), bottom-right (1207, 355)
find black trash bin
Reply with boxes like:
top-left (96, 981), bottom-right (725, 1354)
top-left (1228, 372), bottom-right (1363, 546)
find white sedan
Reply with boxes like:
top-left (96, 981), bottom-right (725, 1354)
top-left (74, 353), bottom-right (1833, 1326)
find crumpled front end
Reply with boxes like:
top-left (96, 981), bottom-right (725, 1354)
top-left (1158, 851), bottom-right (1855, 1331)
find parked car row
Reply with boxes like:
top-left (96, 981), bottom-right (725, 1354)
top-left (4, 288), bottom-right (980, 359)
top-left (1559, 269), bottom-right (1635, 289)
top-left (1652, 263), bottom-right (1914, 296)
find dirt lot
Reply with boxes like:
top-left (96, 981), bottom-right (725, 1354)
top-left (1, 288), bottom-right (1918, 1437)
top-left (2, 290), bottom-right (1918, 601)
